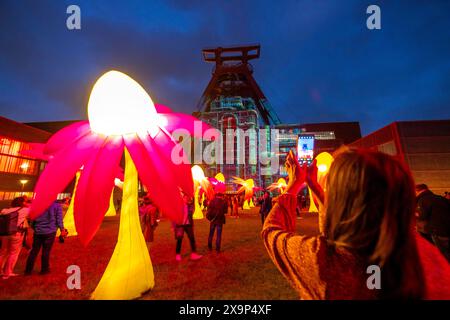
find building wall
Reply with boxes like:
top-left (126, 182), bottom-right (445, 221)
top-left (350, 120), bottom-right (450, 196)
top-left (398, 120), bottom-right (450, 195)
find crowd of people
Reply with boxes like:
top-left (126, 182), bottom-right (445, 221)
top-left (1, 147), bottom-right (449, 300)
top-left (0, 196), bottom-right (66, 279)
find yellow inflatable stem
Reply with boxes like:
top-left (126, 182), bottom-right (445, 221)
top-left (60, 174), bottom-right (116, 237)
top-left (91, 148), bottom-right (154, 300)
top-left (308, 187), bottom-right (319, 213)
top-left (200, 193), bottom-right (205, 210)
top-left (59, 171), bottom-right (80, 237)
top-left (104, 192), bottom-right (116, 217)
top-left (249, 198), bottom-right (255, 208)
top-left (243, 199), bottom-right (250, 210)
top-left (193, 186), bottom-right (203, 219)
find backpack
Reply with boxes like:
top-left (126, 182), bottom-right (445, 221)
top-left (0, 209), bottom-right (20, 236)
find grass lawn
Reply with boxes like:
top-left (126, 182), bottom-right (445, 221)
top-left (0, 208), bottom-right (319, 300)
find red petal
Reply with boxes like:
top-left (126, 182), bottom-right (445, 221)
top-left (154, 104), bottom-right (173, 113)
top-left (44, 121), bottom-right (91, 156)
top-left (124, 134), bottom-right (185, 224)
top-left (150, 129), bottom-right (194, 197)
top-left (159, 113), bottom-right (217, 139)
top-left (74, 136), bottom-right (123, 246)
top-left (30, 133), bottom-right (105, 219)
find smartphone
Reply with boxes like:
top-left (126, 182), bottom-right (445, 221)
top-left (297, 134), bottom-right (315, 165)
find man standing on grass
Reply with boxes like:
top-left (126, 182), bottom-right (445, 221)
top-left (259, 192), bottom-right (273, 226)
top-left (25, 200), bottom-right (66, 275)
top-left (416, 184), bottom-right (450, 262)
top-left (207, 192), bottom-right (228, 253)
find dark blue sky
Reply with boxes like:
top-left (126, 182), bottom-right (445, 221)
top-left (1, 0), bottom-right (449, 134)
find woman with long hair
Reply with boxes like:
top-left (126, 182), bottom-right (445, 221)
top-left (262, 149), bottom-right (450, 299)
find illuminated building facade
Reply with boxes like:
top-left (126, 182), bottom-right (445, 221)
top-left (193, 45), bottom-right (362, 189)
top-left (193, 45), bottom-right (282, 189)
top-left (0, 116), bottom-right (50, 208)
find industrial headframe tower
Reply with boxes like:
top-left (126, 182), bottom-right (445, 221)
top-left (193, 45), bottom-right (281, 188)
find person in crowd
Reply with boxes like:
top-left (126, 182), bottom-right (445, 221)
top-left (0, 197), bottom-right (30, 279)
top-left (173, 192), bottom-right (202, 262)
top-left (262, 149), bottom-right (450, 299)
top-left (444, 191), bottom-right (450, 201)
top-left (25, 200), bottom-right (66, 275)
top-left (259, 191), bottom-right (273, 226)
top-left (61, 197), bottom-right (70, 217)
top-left (232, 196), bottom-right (240, 219)
top-left (207, 192), bottom-right (228, 252)
top-left (415, 184), bottom-right (450, 261)
top-left (139, 195), bottom-right (158, 243)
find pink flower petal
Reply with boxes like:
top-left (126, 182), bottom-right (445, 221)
top-left (19, 143), bottom-right (50, 161)
top-left (44, 121), bottom-right (91, 156)
top-left (158, 113), bottom-right (216, 138)
top-left (154, 104), bottom-right (173, 114)
top-left (30, 132), bottom-right (105, 219)
top-left (74, 136), bottom-right (124, 246)
top-left (150, 129), bottom-right (194, 197)
top-left (124, 134), bottom-right (184, 224)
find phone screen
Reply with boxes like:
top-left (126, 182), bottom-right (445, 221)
top-left (297, 134), bottom-right (315, 165)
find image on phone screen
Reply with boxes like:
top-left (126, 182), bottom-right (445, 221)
top-left (297, 134), bottom-right (315, 165)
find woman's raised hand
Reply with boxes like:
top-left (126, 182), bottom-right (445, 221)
top-left (285, 150), bottom-right (307, 196)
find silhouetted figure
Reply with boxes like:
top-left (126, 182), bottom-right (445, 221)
top-left (207, 193), bottom-right (228, 252)
top-left (416, 184), bottom-right (450, 261)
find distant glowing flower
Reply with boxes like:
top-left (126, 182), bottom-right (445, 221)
top-left (233, 177), bottom-right (257, 209)
top-left (208, 172), bottom-right (226, 194)
top-left (233, 177), bottom-right (256, 200)
top-left (267, 178), bottom-right (287, 193)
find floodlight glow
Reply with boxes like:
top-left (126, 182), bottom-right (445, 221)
top-left (20, 163), bottom-right (29, 170)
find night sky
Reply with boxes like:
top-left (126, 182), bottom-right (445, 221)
top-left (1, 0), bottom-right (449, 135)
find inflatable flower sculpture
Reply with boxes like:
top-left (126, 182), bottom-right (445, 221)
top-left (267, 178), bottom-right (287, 194)
top-left (29, 70), bottom-right (210, 299)
top-left (232, 177), bottom-right (256, 209)
top-left (191, 165), bottom-right (214, 219)
top-left (208, 172), bottom-right (226, 194)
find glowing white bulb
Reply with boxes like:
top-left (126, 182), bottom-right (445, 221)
top-left (318, 164), bottom-right (328, 173)
top-left (88, 70), bottom-right (159, 136)
top-left (191, 165), bottom-right (205, 182)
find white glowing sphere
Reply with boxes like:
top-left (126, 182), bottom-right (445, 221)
top-left (88, 70), bottom-right (158, 136)
top-left (191, 165), bottom-right (205, 182)
top-left (318, 164), bottom-right (328, 173)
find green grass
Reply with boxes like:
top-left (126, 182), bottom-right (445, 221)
top-left (0, 208), bottom-right (319, 300)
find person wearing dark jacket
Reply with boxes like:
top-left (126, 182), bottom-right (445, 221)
top-left (207, 193), bottom-right (228, 252)
top-left (259, 192), bottom-right (273, 225)
top-left (25, 201), bottom-right (65, 275)
top-left (416, 184), bottom-right (450, 261)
